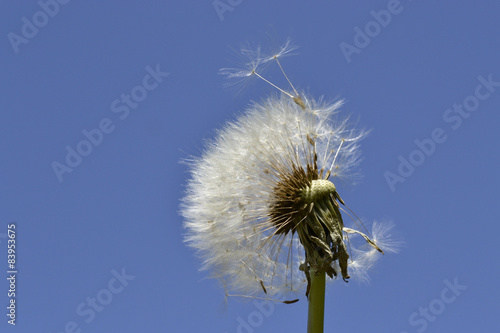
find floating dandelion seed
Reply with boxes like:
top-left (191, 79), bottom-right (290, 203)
top-left (181, 39), bottom-right (398, 332)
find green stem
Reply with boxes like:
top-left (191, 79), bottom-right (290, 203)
top-left (307, 270), bottom-right (326, 333)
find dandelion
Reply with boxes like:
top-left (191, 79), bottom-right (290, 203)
top-left (181, 39), bottom-right (397, 332)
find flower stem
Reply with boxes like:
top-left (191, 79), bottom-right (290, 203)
top-left (307, 270), bottom-right (326, 333)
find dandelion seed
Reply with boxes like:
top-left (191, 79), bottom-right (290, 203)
top-left (181, 39), bottom-right (398, 332)
top-left (219, 37), bottom-right (300, 101)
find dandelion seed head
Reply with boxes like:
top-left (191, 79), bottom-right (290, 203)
top-left (181, 40), bottom-right (395, 300)
top-left (182, 91), bottom-right (379, 296)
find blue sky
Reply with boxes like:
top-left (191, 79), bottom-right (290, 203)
top-left (1, 1), bottom-right (499, 332)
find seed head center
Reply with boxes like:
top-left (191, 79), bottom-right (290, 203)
top-left (301, 179), bottom-right (337, 203)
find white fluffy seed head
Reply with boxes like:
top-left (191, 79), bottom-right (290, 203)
top-left (181, 39), bottom-right (396, 300)
top-left (180, 92), bottom-right (383, 298)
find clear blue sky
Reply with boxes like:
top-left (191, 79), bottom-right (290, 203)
top-left (1, 1), bottom-right (499, 332)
